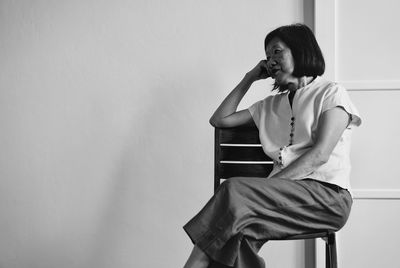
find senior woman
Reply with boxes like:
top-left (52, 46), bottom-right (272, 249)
top-left (183, 24), bottom-right (361, 268)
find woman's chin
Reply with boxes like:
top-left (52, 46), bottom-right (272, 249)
top-left (274, 77), bottom-right (284, 87)
top-left (274, 80), bottom-right (290, 91)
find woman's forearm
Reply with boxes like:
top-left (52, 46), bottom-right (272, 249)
top-left (209, 73), bottom-right (255, 126)
top-left (269, 147), bottom-right (329, 180)
top-left (272, 107), bottom-right (349, 180)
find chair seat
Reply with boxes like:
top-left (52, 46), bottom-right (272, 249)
top-left (272, 231), bottom-right (332, 241)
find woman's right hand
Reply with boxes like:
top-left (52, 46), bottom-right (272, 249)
top-left (247, 60), bottom-right (270, 81)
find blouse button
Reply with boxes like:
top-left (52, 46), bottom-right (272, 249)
top-left (291, 117), bottom-right (295, 121)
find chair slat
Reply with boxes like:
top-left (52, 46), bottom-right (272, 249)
top-left (220, 146), bottom-right (271, 161)
top-left (219, 163), bottom-right (273, 179)
top-left (218, 127), bottom-right (261, 144)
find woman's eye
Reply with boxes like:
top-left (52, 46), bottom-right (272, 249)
top-left (274, 49), bottom-right (281, 54)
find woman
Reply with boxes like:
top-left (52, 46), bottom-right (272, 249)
top-left (183, 24), bottom-right (361, 268)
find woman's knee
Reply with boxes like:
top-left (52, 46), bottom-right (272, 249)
top-left (220, 177), bottom-right (246, 194)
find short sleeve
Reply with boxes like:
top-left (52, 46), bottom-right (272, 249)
top-left (248, 99), bottom-right (265, 128)
top-left (322, 84), bottom-right (362, 127)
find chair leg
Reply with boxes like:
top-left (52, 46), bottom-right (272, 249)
top-left (325, 233), bottom-right (337, 268)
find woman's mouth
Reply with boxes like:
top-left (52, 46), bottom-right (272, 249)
top-left (270, 68), bottom-right (280, 78)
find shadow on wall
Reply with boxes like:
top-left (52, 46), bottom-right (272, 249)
top-left (87, 68), bottom-right (218, 268)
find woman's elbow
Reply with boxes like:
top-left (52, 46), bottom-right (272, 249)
top-left (312, 149), bottom-right (330, 166)
top-left (210, 115), bottom-right (233, 128)
top-left (209, 117), bottom-right (225, 128)
top-left (319, 151), bottom-right (333, 167)
top-left (318, 155), bottom-right (329, 166)
top-left (209, 117), bottom-right (218, 127)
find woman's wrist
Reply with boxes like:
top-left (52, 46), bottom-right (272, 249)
top-left (244, 72), bottom-right (257, 83)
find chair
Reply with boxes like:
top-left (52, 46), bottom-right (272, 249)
top-left (214, 125), bottom-right (338, 268)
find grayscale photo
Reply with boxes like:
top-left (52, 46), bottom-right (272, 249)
top-left (0, 1), bottom-right (398, 268)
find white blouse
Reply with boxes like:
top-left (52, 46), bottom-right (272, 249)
top-left (248, 76), bottom-right (361, 191)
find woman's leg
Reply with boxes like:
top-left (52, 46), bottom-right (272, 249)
top-left (183, 245), bottom-right (210, 268)
top-left (207, 237), bottom-right (266, 268)
top-left (183, 177), bottom-right (352, 268)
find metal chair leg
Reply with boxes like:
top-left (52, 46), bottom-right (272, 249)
top-left (325, 233), bottom-right (337, 268)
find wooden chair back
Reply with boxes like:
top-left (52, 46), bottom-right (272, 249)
top-left (214, 126), bottom-right (274, 192)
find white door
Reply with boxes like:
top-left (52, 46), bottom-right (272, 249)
top-left (315, 1), bottom-right (400, 267)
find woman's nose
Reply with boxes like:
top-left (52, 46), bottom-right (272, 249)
top-left (267, 59), bottom-right (277, 69)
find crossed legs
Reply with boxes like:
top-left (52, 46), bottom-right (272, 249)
top-left (183, 177), bottom-right (352, 268)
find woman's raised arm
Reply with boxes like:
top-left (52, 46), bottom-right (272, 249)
top-left (209, 60), bottom-right (269, 128)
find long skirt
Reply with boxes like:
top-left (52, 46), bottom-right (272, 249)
top-left (183, 177), bottom-right (352, 268)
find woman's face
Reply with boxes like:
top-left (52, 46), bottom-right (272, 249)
top-left (265, 37), bottom-right (297, 89)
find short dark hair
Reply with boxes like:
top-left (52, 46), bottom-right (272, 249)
top-left (264, 23), bottom-right (325, 78)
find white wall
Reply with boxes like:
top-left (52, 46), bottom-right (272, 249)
top-left (0, 1), bottom-right (307, 267)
